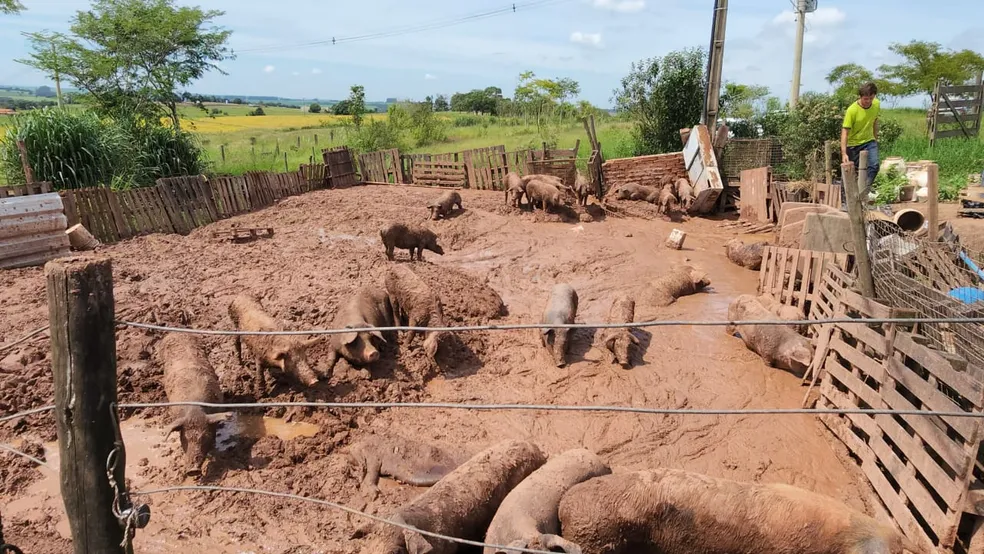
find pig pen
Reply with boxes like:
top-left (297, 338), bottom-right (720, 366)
top-left (1, 185), bottom-right (875, 553)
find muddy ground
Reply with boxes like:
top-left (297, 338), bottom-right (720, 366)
top-left (1, 185), bottom-right (888, 553)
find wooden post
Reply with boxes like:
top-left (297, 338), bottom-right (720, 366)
top-left (220, 144), bottom-right (226, 163)
top-left (314, 133), bottom-right (319, 145)
top-left (824, 141), bottom-right (833, 186)
top-left (841, 162), bottom-right (875, 298)
top-left (296, 136), bottom-right (301, 149)
top-left (16, 140), bottom-right (35, 183)
top-left (46, 256), bottom-right (127, 553)
top-left (284, 152), bottom-right (289, 173)
top-left (928, 162), bottom-right (939, 241)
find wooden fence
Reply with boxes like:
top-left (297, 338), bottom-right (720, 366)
top-left (412, 160), bottom-right (467, 187)
top-left (929, 75), bottom-right (983, 144)
top-left (359, 148), bottom-right (403, 184)
top-left (0, 192), bottom-right (71, 269)
top-left (323, 146), bottom-right (359, 188)
top-left (758, 246), bottom-right (850, 321)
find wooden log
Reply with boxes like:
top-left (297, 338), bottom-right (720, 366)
top-left (841, 162), bottom-right (875, 298)
top-left (46, 256), bottom-right (129, 553)
top-left (928, 163), bottom-right (939, 241)
top-left (66, 223), bottom-right (101, 251)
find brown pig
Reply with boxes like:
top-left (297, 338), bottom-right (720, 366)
top-left (558, 468), bottom-right (929, 554)
top-left (505, 171), bottom-right (526, 207)
top-left (384, 265), bottom-right (447, 360)
top-left (727, 294), bottom-right (813, 377)
top-left (358, 439), bottom-right (547, 554)
top-left (228, 294), bottom-right (320, 399)
top-left (380, 222), bottom-right (445, 262)
top-left (725, 237), bottom-right (768, 270)
top-left (756, 294), bottom-right (807, 335)
top-left (541, 283), bottom-right (578, 367)
top-left (601, 293), bottom-right (639, 369)
top-left (347, 433), bottom-right (473, 500)
top-left (427, 191), bottom-right (463, 220)
top-left (611, 182), bottom-right (657, 201)
top-left (675, 178), bottom-right (695, 212)
top-left (646, 265), bottom-right (710, 307)
top-left (654, 183), bottom-right (677, 215)
top-left (572, 171), bottom-right (591, 206)
top-left (484, 448), bottom-right (611, 554)
top-left (526, 179), bottom-right (566, 212)
top-left (521, 173), bottom-right (563, 188)
top-left (158, 333), bottom-right (227, 476)
top-left (325, 286), bottom-right (395, 373)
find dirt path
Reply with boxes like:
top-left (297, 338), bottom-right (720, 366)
top-left (0, 185), bottom-right (872, 553)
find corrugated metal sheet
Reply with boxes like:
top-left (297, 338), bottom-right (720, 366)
top-left (1, 192), bottom-right (71, 270)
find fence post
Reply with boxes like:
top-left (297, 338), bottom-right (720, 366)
top-left (841, 162), bottom-right (875, 298)
top-left (284, 152), bottom-right (289, 173)
top-left (220, 144), bottom-right (226, 163)
top-left (16, 140), bottom-right (35, 183)
top-left (928, 162), bottom-right (939, 241)
top-left (46, 255), bottom-right (129, 554)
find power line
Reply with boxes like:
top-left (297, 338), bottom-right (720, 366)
top-left (235, 0), bottom-right (569, 53)
top-left (114, 315), bottom-right (984, 337)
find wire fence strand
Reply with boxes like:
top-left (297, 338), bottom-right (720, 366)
top-left (0, 443), bottom-right (54, 471)
top-left (132, 484), bottom-right (557, 554)
top-left (0, 405), bottom-right (54, 424)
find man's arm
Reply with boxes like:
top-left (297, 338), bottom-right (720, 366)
top-left (873, 118), bottom-right (879, 142)
top-left (841, 128), bottom-right (850, 163)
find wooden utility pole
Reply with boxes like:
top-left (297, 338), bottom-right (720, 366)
top-left (789, 0), bottom-right (807, 108)
top-left (46, 256), bottom-right (128, 554)
top-left (51, 43), bottom-right (64, 108)
top-left (928, 162), bottom-right (939, 241)
top-left (841, 162), bottom-right (875, 298)
top-left (702, 0), bottom-right (728, 134)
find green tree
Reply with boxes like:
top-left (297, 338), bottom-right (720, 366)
top-left (347, 84), bottom-right (366, 127)
top-left (614, 48), bottom-right (706, 154)
top-left (719, 82), bottom-right (769, 119)
top-left (19, 0), bottom-right (233, 130)
top-left (309, 102), bottom-right (322, 113)
top-left (825, 63), bottom-right (901, 103)
top-left (433, 94), bottom-right (449, 112)
top-left (514, 71), bottom-right (581, 130)
top-left (1, 0), bottom-right (24, 14)
top-left (878, 41), bottom-right (984, 97)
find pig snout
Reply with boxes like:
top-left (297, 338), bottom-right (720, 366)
top-left (294, 358), bottom-right (320, 387)
top-left (181, 422), bottom-right (214, 476)
top-left (553, 329), bottom-right (570, 367)
top-left (614, 337), bottom-right (631, 368)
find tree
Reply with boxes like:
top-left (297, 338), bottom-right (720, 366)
top-left (309, 102), bottom-right (322, 113)
top-left (719, 82), bottom-right (769, 120)
top-left (35, 85), bottom-right (56, 98)
top-left (19, 0), bottom-right (233, 130)
top-left (514, 72), bottom-right (582, 130)
top-left (347, 85), bottom-right (367, 126)
top-left (433, 94), bottom-right (449, 112)
top-left (1, 0), bottom-right (24, 14)
top-left (449, 88), bottom-right (501, 114)
top-left (614, 48), bottom-right (706, 154)
top-left (332, 99), bottom-right (352, 115)
top-left (826, 63), bottom-right (901, 103)
top-left (878, 41), bottom-right (984, 97)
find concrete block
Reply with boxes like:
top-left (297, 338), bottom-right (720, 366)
top-left (777, 202), bottom-right (819, 226)
top-left (778, 220), bottom-right (806, 249)
top-left (800, 212), bottom-right (854, 254)
top-left (779, 204), bottom-right (839, 230)
top-left (666, 229), bottom-right (686, 249)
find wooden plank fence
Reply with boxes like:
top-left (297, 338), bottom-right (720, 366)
top-left (412, 160), bottom-right (467, 187)
top-left (527, 157), bottom-right (578, 189)
top-left (322, 146), bottom-right (359, 188)
top-left (359, 148), bottom-right (402, 184)
top-left (758, 246), bottom-right (850, 319)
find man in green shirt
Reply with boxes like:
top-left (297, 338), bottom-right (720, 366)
top-left (840, 82), bottom-right (881, 195)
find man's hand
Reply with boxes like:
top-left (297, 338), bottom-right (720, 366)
top-left (842, 153), bottom-right (850, 164)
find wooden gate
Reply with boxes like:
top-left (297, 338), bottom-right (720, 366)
top-left (412, 160), bottom-right (467, 187)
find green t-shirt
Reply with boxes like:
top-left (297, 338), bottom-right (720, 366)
top-left (842, 98), bottom-right (881, 147)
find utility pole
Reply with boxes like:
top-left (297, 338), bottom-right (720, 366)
top-left (51, 43), bottom-right (64, 108)
top-left (702, 0), bottom-right (728, 135)
top-left (789, 0), bottom-right (807, 109)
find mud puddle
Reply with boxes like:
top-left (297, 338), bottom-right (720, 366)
top-left (216, 414), bottom-right (321, 451)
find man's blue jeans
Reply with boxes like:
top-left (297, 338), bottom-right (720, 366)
top-left (842, 140), bottom-right (879, 205)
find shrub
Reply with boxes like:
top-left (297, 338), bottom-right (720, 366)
top-left (878, 118), bottom-right (904, 150)
top-left (248, 106), bottom-right (266, 116)
top-left (309, 102), bottom-right (322, 114)
top-left (777, 93), bottom-right (845, 180)
top-left (350, 119), bottom-right (407, 153)
top-left (871, 165), bottom-right (909, 205)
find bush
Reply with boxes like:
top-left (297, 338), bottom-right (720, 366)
top-left (350, 120), bottom-right (407, 153)
top-left (878, 118), bottom-right (904, 150)
top-left (309, 102), bottom-right (322, 114)
top-left (131, 124), bottom-right (207, 185)
top-left (248, 106), bottom-right (266, 116)
top-left (777, 93), bottom-right (845, 180)
top-left (871, 165), bottom-right (909, 205)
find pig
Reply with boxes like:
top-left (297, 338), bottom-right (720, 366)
top-left (654, 183), bottom-right (677, 215)
top-left (601, 294), bottom-right (639, 369)
top-left (484, 448), bottom-right (611, 554)
top-left (347, 433), bottom-right (473, 500)
top-left (325, 286), bottom-right (395, 373)
top-left (646, 265), bottom-right (710, 307)
top-left (725, 237), bottom-right (768, 270)
top-left (157, 333), bottom-right (227, 476)
top-left (727, 294), bottom-right (814, 377)
top-left (572, 172), bottom-right (591, 206)
top-left (558, 468), bottom-right (928, 554)
top-left (608, 182), bottom-right (656, 201)
top-left (505, 171), bottom-right (526, 207)
top-left (380, 222), bottom-right (445, 262)
top-left (521, 173), bottom-right (563, 188)
top-left (228, 294), bottom-right (320, 399)
top-left (358, 439), bottom-right (547, 554)
top-left (675, 178), bottom-right (695, 212)
top-left (526, 179), bottom-right (566, 212)
top-left (427, 191), bottom-right (463, 220)
top-left (383, 265), bottom-right (447, 360)
top-left (757, 294), bottom-right (807, 335)
top-left (541, 283), bottom-right (578, 367)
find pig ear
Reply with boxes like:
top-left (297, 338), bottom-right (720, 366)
top-left (604, 335), bottom-right (616, 350)
top-left (302, 337), bottom-right (320, 349)
top-left (165, 417), bottom-right (186, 438)
top-left (340, 330), bottom-right (359, 346)
top-left (403, 529), bottom-right (433, 554)
top-left (629, 333), bottom-right (641, 345)
top-left (369, 329), bottom-right (386, 343)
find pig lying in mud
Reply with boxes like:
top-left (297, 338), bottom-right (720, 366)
top-left (325, 286), bottom-right (395, 374)
top-left (675, 178), bottom-right (695, 212)
top-left (347, 433), bottom-right (473, 500)
top-left (757, 294), bottom-right (807, 335)
top-left (158, 333), bottom-right (227, 476)
top-left (228, 294), bottom-right (319, 398)
top-left (380, 222), bottom-right (445, 262)
top-left (727, 294), bottom-right (813, 377)
top-left (541, 283), bottom-right (579, 367)
top-left (384, 265), bottom-right (447, 360)
top-left (484, 448), bottom-right (611, 554)
top-left (572, 172), bottom-right (591, 206)
top-left (427, 191), bottom-right (462, 220)
top-left (646, 265), bottom-right (710, 307)
top-left (357, 439), bottom-right (547, 554)
top-left (601, 294), bottom-right (639, 369)
top-left (505, 172), bottom-right (526, 207)
top-left (608, 182), bottom-right (656, 201)
top-left (725, 237), bottom-right (768, 270)
top-left (526, 179), bottom-right (566, 212)
top-left (559, 468), bottom-right (927, 554)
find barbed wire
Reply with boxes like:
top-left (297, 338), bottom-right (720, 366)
top-left (115, 315), bottom-right (984, 337)
top-left (131, 484), bottom-right (568, 554)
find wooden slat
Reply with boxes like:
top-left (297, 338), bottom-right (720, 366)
top-left (884, 357), bottom-right (977, 440)
top-left (935, 128), bottom-right (980, 139)
top-left (937, 113), bottom-right (981, 125)
top-left (940, 85), bottom-right (984, 95)
top-left (894, 332), bottom-right (983, 403)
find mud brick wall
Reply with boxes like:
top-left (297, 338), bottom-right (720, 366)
top-left (602, 153), bottom-right (688, 189)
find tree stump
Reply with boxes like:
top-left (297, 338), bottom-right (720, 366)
top-left (66, 223), bottom-right (101, 251)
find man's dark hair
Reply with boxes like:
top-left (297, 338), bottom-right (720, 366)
top-left (859, 82), bottom-right (878, 97)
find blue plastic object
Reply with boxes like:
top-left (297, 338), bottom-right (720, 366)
top-left (948, 287), bottom-right (984, 304)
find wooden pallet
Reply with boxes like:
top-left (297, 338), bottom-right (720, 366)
top-left (721, 219), bottom-right (775, 234)
top-left (758, 246), bottom-right (850, 316)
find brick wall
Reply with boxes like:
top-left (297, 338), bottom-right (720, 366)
top-left (602, 153), bottom-right (688, 190)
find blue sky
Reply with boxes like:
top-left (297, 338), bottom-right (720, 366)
top-left (2, 0), bottom-right (982, 107)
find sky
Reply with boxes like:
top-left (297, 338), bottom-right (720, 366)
top-left (2, 0), bottom-right (983, 107)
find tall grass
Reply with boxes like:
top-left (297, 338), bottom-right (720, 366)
top-left (883, 135), bottom-right (984, 199)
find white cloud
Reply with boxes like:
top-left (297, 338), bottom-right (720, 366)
top-left (590, 0), bottom-right (644, 13)
top-left (263, 65), bottom-right (275, 73)
top-left (424, 73), bottom-right (437, 80)
top-left (772, 6), bottom-right (846, 28)
top-left (570, 31), bottom-right (603, 48)
top-left (311, 68), bottom-right (322, 74)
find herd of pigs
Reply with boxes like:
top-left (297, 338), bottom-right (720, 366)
top-left (150, 182), bottom-right (897, 553)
